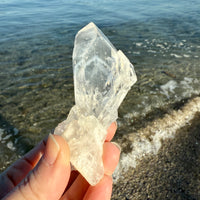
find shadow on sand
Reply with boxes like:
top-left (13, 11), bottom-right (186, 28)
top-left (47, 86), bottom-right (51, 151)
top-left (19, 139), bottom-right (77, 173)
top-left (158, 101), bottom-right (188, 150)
top-left (112, 112), bottom-right (200, 200)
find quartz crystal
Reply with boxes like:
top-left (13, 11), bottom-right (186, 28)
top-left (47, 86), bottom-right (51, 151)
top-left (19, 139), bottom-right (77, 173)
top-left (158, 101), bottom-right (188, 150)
top-left (54, 22), bottom-right (137, 185)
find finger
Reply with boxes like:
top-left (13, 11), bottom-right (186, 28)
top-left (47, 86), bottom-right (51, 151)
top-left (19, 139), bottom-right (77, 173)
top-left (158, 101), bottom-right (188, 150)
top-left (65, 170), bottom-right (79, 191)
top-left (103, 142), bottom-right (121, 176)
top-left (0, 137), bottom-right (47, 199)
top-left (61, 141), bottom-right (120, 200)
top-left (61, 174), bottom-right (89, 200)
top-left (4, 134), bottom-right (71, 200)
top-left (83, 175), bottom-right (112, 200)
top-left (105, 122), bottom-right (117, 142)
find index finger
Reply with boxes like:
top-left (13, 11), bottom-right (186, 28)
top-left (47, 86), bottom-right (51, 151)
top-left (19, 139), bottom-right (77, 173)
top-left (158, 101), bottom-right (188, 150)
top-left (105, 122), bottom-right (117, 142)
top-left (0, 137), bottom-right (47, 199)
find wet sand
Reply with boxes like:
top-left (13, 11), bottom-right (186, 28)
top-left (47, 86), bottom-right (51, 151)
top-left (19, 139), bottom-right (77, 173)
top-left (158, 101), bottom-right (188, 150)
top-left (112, 112), bottom-right (200, 199)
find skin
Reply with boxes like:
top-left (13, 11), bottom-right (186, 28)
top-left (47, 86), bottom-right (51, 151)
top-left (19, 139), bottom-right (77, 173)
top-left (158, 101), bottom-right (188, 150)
top-left (0, 122), bottom-right (120, 200)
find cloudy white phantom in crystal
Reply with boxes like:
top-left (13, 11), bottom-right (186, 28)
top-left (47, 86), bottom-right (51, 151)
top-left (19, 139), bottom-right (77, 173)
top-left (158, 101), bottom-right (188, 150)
top-left (54, 22), bottom-right (137, 185)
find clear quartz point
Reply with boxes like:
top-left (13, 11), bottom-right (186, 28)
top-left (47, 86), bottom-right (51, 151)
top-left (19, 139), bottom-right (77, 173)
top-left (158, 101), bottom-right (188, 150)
top-left (54, 22), bottom-right (137, 185)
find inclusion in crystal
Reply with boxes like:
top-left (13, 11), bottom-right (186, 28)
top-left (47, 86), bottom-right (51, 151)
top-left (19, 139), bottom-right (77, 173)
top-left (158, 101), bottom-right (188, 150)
top-left (54, 22), bottom-right (137, 185)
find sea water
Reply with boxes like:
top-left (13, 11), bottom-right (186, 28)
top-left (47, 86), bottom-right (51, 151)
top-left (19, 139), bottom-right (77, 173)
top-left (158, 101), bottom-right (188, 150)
top-left (0, 0), bottom-right (200, 176)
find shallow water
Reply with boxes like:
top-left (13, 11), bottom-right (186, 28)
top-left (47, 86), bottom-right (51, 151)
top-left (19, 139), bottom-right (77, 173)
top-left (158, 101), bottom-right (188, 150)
top-left (0, 0), bottom-right (200, 175)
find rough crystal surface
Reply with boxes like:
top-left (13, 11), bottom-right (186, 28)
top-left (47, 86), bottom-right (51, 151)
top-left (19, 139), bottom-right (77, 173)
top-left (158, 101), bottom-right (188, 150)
top-left (54, 22), bottom-right (137, 185)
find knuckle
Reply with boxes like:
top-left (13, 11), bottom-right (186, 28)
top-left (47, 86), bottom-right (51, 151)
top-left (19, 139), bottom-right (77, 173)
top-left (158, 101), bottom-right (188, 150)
top-left (18, 170), bottom-right (42, 200)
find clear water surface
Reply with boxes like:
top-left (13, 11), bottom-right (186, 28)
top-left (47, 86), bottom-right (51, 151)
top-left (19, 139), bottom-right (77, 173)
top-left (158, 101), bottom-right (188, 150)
top-left (0, 0), bottom-right (200, 170)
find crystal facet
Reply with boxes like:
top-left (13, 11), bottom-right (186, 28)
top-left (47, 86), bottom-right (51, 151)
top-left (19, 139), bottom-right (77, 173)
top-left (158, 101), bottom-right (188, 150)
top-left (54, 22), bottom-right (137, 185)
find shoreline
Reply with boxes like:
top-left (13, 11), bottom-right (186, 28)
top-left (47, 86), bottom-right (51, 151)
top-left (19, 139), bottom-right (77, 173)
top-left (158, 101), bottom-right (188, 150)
top-left (112, 97), bottom-right (200, 199)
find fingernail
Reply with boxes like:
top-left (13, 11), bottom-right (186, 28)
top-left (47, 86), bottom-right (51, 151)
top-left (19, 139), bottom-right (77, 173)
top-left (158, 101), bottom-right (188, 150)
top-left (111, 142), bottom-right (121, 153)
top-left (44, 134), bottom-right (60, 165)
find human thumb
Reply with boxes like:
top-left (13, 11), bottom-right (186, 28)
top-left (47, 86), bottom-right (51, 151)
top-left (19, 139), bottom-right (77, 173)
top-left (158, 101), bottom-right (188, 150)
top-left (4, 134), bottom-right (71, 200)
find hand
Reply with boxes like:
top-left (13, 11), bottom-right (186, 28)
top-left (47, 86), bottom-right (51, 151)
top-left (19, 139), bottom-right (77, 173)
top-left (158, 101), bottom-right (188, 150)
top-left (0, 122), bottom-right (120, 200)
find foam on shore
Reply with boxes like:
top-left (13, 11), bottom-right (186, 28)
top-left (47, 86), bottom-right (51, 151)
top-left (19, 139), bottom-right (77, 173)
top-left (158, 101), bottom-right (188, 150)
top-left (113, 97), bottom-right (200, 182)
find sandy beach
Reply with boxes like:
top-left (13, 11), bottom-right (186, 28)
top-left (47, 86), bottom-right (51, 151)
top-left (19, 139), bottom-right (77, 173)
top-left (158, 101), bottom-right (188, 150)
top-left (112, 97), bottom-right (200, 200)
